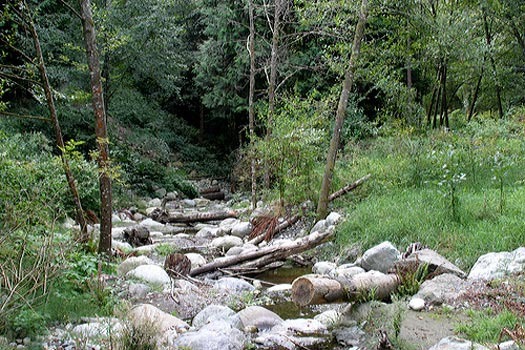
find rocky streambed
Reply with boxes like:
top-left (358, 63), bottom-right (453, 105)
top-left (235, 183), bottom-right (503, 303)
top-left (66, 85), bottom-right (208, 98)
top-left (7, 184), bottom-right (525, 350)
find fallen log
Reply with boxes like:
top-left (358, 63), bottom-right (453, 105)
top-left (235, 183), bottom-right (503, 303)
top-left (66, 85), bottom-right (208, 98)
top-left (150, 208), bottom-right (238, 224)
top-left (201, 191), bottom-right (225, 201)
top-left (199, 186), bottom-right (221, 194)
top-left (328, 173), bottom-right (371, 202)
top-left (190, 228), bottom-right (334, 277)
top-left (291, 270), bottom-right (400, 307)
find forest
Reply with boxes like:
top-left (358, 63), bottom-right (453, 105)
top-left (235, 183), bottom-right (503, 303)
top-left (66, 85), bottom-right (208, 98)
top-left (1, 0), bottom-right (525, 348)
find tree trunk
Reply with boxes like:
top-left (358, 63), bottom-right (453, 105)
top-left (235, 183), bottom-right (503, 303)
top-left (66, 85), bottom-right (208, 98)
top-left (483, 10), bottom-right (503, 119)
top-left (80, 0), bottom-right (113, 255)
top-left (248, 0), bottom-right (257, 209)
top-left (291, 271), bottom-right (400, 307)
top-left (467, 65), bottom-right (484, 123)
top-left (26, 4), bottom-right (88, 241)
top-left (317, 0), bottom-right (368, 220)
top-left (440, 62), bottom-right (449, 129)
top-left (190, 228), bottom-right (334, 277)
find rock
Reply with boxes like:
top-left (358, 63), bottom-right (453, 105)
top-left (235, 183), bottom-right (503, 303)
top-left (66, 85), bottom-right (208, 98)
top-left (182, 199), bottom-right (196, 207)
top-left (226, 244), bottom-right (258, 256)
top-left (219, 218), bottom-right (240, 234)
top-left (414, 273), bottom-right (467, 306)
top-left (139, 218), bottom-right (165, 229)
top-left (118, 256), bottom-right (154, 275)
top-left (62, 217), bottom-right (76, 229)
top-left (499, 341), bottom-right (519, 350)
top-left (148, 198), bottom-right (162, 208)
top-left (468, 247), bottom-right (525, 280)
top-left (333, 325), bottom-right (367, 347)
top-left (130, 304), bottom-right (188, 334)
top-left (311, 219), bottom-right (327, 234)
top-left (194, 198), bottom-right (210, 207)
top-left (325, 212), bottom-right (342, 226)
top-left (231, 222), bottom-right (252, 238)
top-left (111, 213), bottom-right (121, 223)
top-left (112, 239), bottom-right (132, 252)
top-left (128, 283), bottom-right (151, 300)
top-left (186, 253), bottom-right (207, 269)
top-left (71, 318), bottom-right (122, 339)
top-left (123, 226), bottom-right (152, 247)
top-left (211, 236), bottom-right (243, 250)
top-left (166, 191), bottom-right (178, 200)
top-left (313, 261), bottom-right (337, 275)
top-left (237, 306), bottom-right (283, 331)
top-left (255, 319), bottom-right (330, 350)
top-left (132, 212), bottom-right (145, 221)
top-left (267, 284), bottom-right (292, 293)
top-left (192, 305), bottom-right (241, 329)
top-left (360, 241), bottom-right (401, 273)
top-left (402, 248), bottom-right (466, 278)
top-left (111, 227), bottom-right (126, 239)
top-left (155, 188), bottom-right (167, 198)
top-left (126, 265), bottom-right (171, 287)
top-left (215, 277), bottom-right (255, 293)
top-left (408, 297), bottom-right (425, 311)
top-left (314, 310), bottom-right (340, 329)
top-left (329, 265), bottom-right (365, 280)
top-left (429, 336), bottom-right (489, 350)
top-left (172, 320), bottom-right (246, 350)
top-left (196, 226), bottom-right (220, 238)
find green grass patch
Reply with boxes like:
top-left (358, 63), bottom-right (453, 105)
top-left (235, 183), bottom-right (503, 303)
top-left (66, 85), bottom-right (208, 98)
top-left (455, 309), bottom-right (523, 343)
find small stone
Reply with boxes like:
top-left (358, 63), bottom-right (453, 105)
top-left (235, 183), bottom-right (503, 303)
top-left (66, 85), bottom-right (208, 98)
top-left (409, 297), bottom-right (425, 311)
top-left (325, 212), bottom-right (342, 226)
top-left (148, 198), bottom-right (162, 207)
top-left (313, 261), bottom-right (337, 275)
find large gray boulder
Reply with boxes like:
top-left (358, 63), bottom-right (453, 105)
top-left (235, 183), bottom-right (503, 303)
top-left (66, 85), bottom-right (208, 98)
top-left (237, 306), bottom-right (283, 331)
top-left (186, 253), bottom-right (207, 269)
top-left (126, 265), bottom-right (171, 287)
top-left (172, 320), bottom-right (246, 350)
top-left (192, 305), bottom-right (241, 330)
top-left (118, 256), bottom-right (154, 276)
top-left (215, 277), bottom-right (255, 293)
top-left (429, 336), bottom-right (489, 350)
top-left (360, 241), bottom-right (401, 273)
top-left (400, 248), bottom-right (466, 278)
top-left (468, 247), bottom-right (525, 280)
top-left (254, 318), bottom-right (330, 350)
top-left (211, 236), bottom-right (243, 250)
top-left (414, 273), bottom-right (467, 306)
top-left (231, 222), bottom-right (252, 238)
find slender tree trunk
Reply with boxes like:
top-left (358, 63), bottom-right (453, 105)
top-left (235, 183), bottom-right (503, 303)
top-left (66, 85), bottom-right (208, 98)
top-left (264, 0), bottom-right (284, 190)
top-left (317, 0), bottom-right (368, 220)
top-left (440, 62), bottom-right (449, 129)
top-left (483, 10), bottom-right (503, 119)
top-left (25, 3), bottom-right (88, 241)
top-left (467, 65), bottom-right (484, 123)
top-left (80, 0), bottom-right (113, 255)
top-left (199, 103), bottom-right (204, 143)
top-left (248, 0), bottom-right (257, 209)
top-left (427, 86), bottom-right (437, 126)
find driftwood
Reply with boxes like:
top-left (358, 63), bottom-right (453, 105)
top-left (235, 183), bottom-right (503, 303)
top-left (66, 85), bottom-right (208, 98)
top-left (150, 208), bottom-right (238, 224)
top-left (329, 174), bottom-right (371, 201)
top-left (201, 191), bottom-right (225, 201)
top-left (291, 271), bottom-right (400, 307)
top-left (190, 228), bottom-right (334, 277)
top-left (200, 186), bottom-right (221, 194)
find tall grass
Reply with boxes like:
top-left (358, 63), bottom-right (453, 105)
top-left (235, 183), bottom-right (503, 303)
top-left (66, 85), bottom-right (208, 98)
top-left (334, 114), bottom-right (525, 270)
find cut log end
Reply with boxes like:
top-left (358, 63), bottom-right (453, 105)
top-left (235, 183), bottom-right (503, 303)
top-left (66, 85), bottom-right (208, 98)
top-left (292, 275), bottom-right (344, 307)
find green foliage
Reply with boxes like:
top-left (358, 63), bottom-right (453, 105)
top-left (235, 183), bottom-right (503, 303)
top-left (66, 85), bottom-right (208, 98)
top-left (336, 116), bottom-right (525, 270)
top-left (252, 93), bottom-right (332, 205)
top-left (456, 309), bottom-right (523, 343)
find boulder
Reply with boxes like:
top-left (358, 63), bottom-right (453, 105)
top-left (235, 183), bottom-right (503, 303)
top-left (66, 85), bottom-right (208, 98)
top-left (255, 318), bottom-right (330, 350)
top-left (231, 222), bottom-right (252, 238)
top-left (154, 188), bottom-right (167, 198)
top-left (211, 236), bottom-right (243, 251)
top-left (429, 336), bottom-right (489, 350)
top-left (196, 226), bottom-right (220, 238)
top-left (111, 227), bottom-right (127, 239)
top-left (215, 277), bottom-right (255, 293)
top-left (329, 265), bottom-right (365, 280)
top-left (414, 273), bottom-right (467, 306)
top-left (118, 256), bottom-right (154, 276)
top-left (71, 318), bottom-right (122, 339)
top-left (360, 241), bottom-right (400, 273)
top-left (128, 283), bottom-right (151, 300)
top-left (112, 240), bottom-right (132, 252)
top-left (219, 218), bottom-right (240, 234)
top-left (139, 218), bottom-right (165, 229)
top-left (408, 297), bottom-right (425, 311)
top-left (311, 219), bottom-right (327, 234)
top-left (325, 212), bottom-right (342, 226)
top-left (192, 305), bottom-right (241, 329)
top-left (401, 249), bottom-right (466, 278)
top-left (468, 247), bottom-right (525, 280)
top-left (333, 325), bottom-right (367, 347)
top-left (147, 198), bottom-right (162, 208)
top-left (237, 306), bottom-right (283, 331)
top-left (126, 265), bottom-right (171, 287)
top-left (312, 261), bottom-right (337, 275)
top-left (129, 304), bottom-right (188, 334)
top-left (314, 310), bottom-right (341, 329)
top-left (186, 253), bottom-right (207, 269)
top-left (172, 321), bottom-right (246, 350)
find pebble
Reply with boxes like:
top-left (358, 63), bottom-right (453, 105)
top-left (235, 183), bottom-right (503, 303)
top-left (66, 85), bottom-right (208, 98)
top-left (409, 297), bottom-right (426, 311)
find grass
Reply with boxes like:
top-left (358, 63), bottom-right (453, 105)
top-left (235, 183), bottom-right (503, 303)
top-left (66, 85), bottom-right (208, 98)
top-left (334, 116), bottom-right (525, 271)
top-left (455, 309), bottom-right (523, 343)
